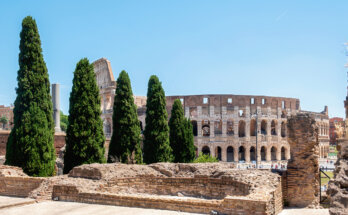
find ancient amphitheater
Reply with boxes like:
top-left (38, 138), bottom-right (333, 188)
top-left (93, 58), bottom-right (330, 163)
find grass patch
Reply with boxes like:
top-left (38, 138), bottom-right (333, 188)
top-left (321, 171), bottom-right (334, 186)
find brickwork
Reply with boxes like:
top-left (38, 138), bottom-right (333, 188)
top-left (0, 177), bottom-right (43, 197)
top-left (286, 113), bottom-right (320, 207)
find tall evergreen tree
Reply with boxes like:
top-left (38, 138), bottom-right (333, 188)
top-left (169, 99), bottom-right (195, 163)
top-left (108, 71), bottom-right (142, 164)
top-left (169, 99), bottom-right (185, 162)
top-left (5, 16), bottom-right (56, 176)
top-left (63, 58), bottom-right (106, 174)
top-left (143, 75), bottom-right (173, 163)
top-left (182, 118), bottom-right (196, 162)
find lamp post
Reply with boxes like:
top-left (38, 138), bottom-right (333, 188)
top-left (251, 112), bottom-right (259, 169)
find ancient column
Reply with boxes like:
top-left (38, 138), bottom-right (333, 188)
top-left (286, 113), bottom-right (319, 207)
top-left (52, 83), bottom-right (61, 132)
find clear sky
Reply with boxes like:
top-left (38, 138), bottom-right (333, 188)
top-left (0, 0), bottom-right (347, 117)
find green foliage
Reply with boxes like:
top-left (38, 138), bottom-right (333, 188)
top-left (60, 111), bottom-right (68, 132)
top-left (143, 75), bottom-right (173, 164)
top-left (0, 116), bottom-right (8, 124)
top-left (63, 58), bottom-right (106, 174)
top-left (108, 71), bottom-right (142, 164)
top-left (5, 16), bottom-right (56, 177)
top-left (193, 153), bottom-right (218, 163)
top-left (169, 99), bottom-right (195, 163)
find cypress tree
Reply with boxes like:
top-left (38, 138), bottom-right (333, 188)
top-left (169, 99), bottom-right (195, 163)
top-left (182, 118), bottom-right (196, 163)
top-left (107, 70), bottom-right (142, 164)
top-left (5, 16), bottom-right (56, 176)
top-left (63, 58), bottom-right (106, 174)
top-left (169, 99), bottom-right (185, 162)
top-left (143, 75), bottom-right (173, 163)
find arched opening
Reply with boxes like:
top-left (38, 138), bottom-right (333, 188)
top-left (250, 119), bottom-right (256, 136)
top-left (238, 121), bottom-right (246, 137)
top-left (139, 121), bottom-right (143, 132)
top-left (215, 147), bottom-right (222, 161)
top-left (281, 122), bottom-right (286, 137)
top-left (227, 120), bottom-right (234, 136)
top-left (271, 147), bottom-right (277, 161)
top-left (202, 120), bottom-right (210, 137)
top-left (281, 147), bottom-right (286, 160)
top-left (214, 120), bottom-right (222, 135)
top-left (281, 111), bottom-right (287, 118)
top-left (271, 120), bottom-right (277, 136)
top-left (261, 146), bottom-right (266, 161)
top-left (250, 146), bottom-right (256, 161)
top-left (227, 146), bottom-right (234, 162)
top-left (238, 146), bottom-right (245, 161)
top-left (261, 120), bottom-right (267, 135)
top-left (104, 120), bottom-right (111, 136)
top-left (202, 146), bottom-right (210, 155)
top-left (191, 120), bottom-right (197, 136)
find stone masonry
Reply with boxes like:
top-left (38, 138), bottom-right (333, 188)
top-left (286, 113), bottom-right (320, 207)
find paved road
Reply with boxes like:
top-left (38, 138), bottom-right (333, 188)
top-left (0, 196), bottom-right (330, 215)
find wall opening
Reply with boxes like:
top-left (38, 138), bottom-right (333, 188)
top-left (281, 121), bottom-right (286, 137)
top-left (216, 147), bottom-right (222, 161)
top-left (238, 146), bottom-right (245, 161)
top-left (238, 121), bottom-right (246, 137)
top-left (271, 120), bottom-right (277, 135)
top-left (251, 98), bottom-right (255, 104)
top-left (214, 120), bottom-right (222, 135)
top-left (202, 146), bottom-right (210, 155)
top-left (202, 120), bottom-right (210, 137)
top-left (227, 146), bottom-right (234, 162)
top-left (250, 119), bottom-right (256, 136)
top-left (228, 98), bottom-right (232, 104)
top-left (191, 120), bottom-right (197, 136)
top-left (261, 120), bottom-right (267, 135)
top-left (203, 97), bottom-right (208, 104)
top-left (227, 120), bottom-right (234, 136)
top-left (261, 146), bottom-right (266, 161)
top-left (250, 146), bottom-right (256, 161)
top-left (281, 147), bottom-right (286, 160)
top-left (271, 147), bottom-right (277, 161)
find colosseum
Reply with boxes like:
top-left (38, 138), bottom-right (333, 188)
top-left (94, 58), bottom-right (330, 163)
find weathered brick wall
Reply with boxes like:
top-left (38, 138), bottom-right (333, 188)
top-left (105, 177), bottom-right (250, 199)
top-left (53, 184), bottom-right (274, 215)
top-left (286, 113), bottom-right (319, 207)
top-left (0, 177), bottom-right (43, 197)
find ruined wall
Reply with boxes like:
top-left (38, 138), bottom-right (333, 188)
top-left (286, 113), bottom-right (320, 207)
top-left (327, 138), bottom-right (348, 215)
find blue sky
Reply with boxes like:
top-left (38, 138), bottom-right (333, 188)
top-left (0, 0), bottom-right (347, 117)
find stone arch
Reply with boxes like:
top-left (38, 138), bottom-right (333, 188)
top-left (261, 146), bottom-right (266, 161)
top-left (238, 120), bottom-right (246, 137)
top-left (261, 120), bottom-right (267, 135)
top-left (271, 146), bottom-right (277, 161)
top-left (227, 120), bottom-right (234, 136)
top-left (202, 146), bottom-right (210, 155)
top-left (281, 121), bottom-right (286, 138)
top-left (227, 146), bottom-right (234, 162)
top-left (250, 146), bottom-right (256, 161)
top-left (238, 146), bottom-right (245, 161)
top-left (281, 147), bottom-right (286, 160)
top-left (271, 120), bottom-right (277, 136)
top-left (191, 120), bottom-right (198, 136)
top-left (215, 146), bottom-right (222, 161)
top-left (202, 120), bottom-right (210, 137)
top-left (250, 119), bottom-right (256, 136)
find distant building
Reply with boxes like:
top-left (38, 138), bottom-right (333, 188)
top-left (94, 57), bottom-right (331, 160)
top-left (330, 117), bottom-right (344, 145)
top-left (0, 105), bottom-right (14, 130)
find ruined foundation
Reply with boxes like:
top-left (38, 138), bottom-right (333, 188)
top-left (286, 113), bottom-right (320, 207)
top-left (327, 138), bottom-right (348, 215)
top-left (0, 163), bottom-right (283, 215)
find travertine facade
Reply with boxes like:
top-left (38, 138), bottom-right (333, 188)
top-left (94, 57), bottom-right (330, 161)
top-left (0, 105), bottom-right (13, 130)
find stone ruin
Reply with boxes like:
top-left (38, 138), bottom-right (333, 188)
top-left (327, 136), bottom-right (348, 214)
top-left (0, 163), bottom-right (283, 215)
top-left (0, 113), bottom-right (329, 215)
top-left (286, 113), bottom-right (320, 207)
